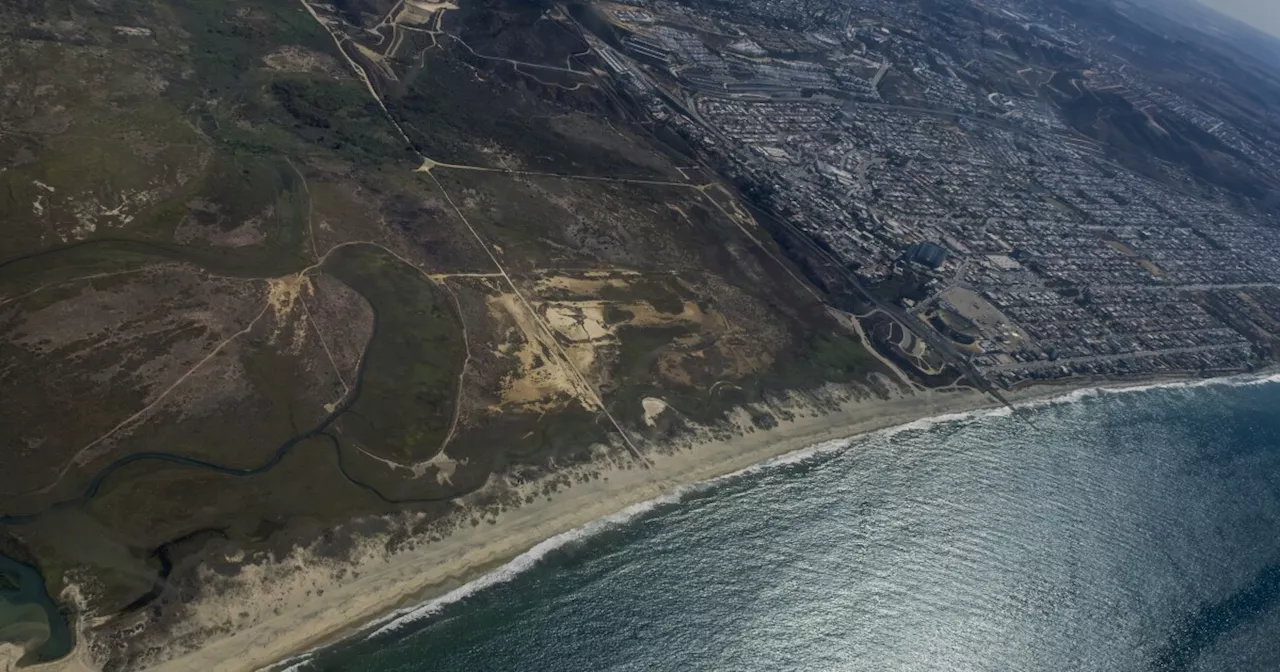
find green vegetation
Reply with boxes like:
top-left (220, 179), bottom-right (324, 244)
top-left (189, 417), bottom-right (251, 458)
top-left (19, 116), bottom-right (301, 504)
top-left (0, 149), bottom-right (312, 287)
top-left (387, 51), bottom-right (665, 177)
top-left (794, 334), bottom-right (882, 383)
top-left (447, 405), bottom-right (606, 476)
top-left (196, 155), bottom-right (302, 229)
top-left (1046, 74), bottom-right (1272, 200)
top-left (324, 246), bottom-right (467, 463)
top-left (163, 0), bottom-right (416, 164)
top-left (167, 0), bottom-right (333, 98)
top-left (598, 277), bottom-right (684, 315)
top-left (451, 0), bottom-right (585, 65)
top-left (84, 437), bottom-right (393, 551)
top-left (603, 305), bottom-right (637, 323)
top-left (267, 75), bottom-right (416, 163)
top-left (0, 0), bottom-right (899, 662)
top-left (0, 237), bottom-right (306, 295)
top-left (613, 324), bottom-right (695, 380)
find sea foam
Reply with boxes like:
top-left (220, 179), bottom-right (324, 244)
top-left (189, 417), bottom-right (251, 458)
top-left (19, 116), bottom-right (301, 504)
top-left (268, 370), bottom-right (1280, 669)
top-left (261, 491), bottom-right (689, 671)
top-left (364, 491), bottom-right (690, 639)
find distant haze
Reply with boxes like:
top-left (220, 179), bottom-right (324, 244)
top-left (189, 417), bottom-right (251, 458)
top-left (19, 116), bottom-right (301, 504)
top-left (1198, 0), bottom-right (1280, 37)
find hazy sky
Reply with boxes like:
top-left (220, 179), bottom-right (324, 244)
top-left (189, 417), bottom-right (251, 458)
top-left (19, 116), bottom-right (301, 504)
top-left (1199, 0), bottom-right (1280, 37)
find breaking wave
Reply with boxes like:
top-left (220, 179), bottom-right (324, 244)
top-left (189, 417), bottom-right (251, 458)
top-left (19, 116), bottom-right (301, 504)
top-left (364, 492), bottom-right (690, 639)
top-left (269, 369), bottom-right (1279, 670)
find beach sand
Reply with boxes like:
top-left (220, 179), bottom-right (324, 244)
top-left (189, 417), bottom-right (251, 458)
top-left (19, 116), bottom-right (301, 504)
top-left (1, 644), bottom-right (22, 672)
top-left (138, 386), bottom-right (1019, 672)
top-left (21, 374), bottom-right (1224, 671)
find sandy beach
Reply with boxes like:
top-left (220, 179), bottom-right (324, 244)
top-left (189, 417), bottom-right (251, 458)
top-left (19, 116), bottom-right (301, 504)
top-left (123, 386), bottom-right (1004, 672)
top-left (1, 645), bottom-right (22, 672)
top-left (22, 373), bottom-right (1247, 672)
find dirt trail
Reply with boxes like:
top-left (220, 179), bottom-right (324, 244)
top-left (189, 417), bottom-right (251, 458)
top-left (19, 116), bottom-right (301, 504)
top-left (33, 301), bottom-right (273, 494)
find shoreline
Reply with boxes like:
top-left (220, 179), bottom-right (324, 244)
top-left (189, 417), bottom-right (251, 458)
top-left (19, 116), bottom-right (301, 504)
top-left (24, 369), bottom-right (1278, 672)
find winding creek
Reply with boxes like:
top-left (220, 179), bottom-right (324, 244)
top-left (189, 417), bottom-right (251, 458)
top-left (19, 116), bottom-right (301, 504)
top-left (0, 554), bottom-right (72, 663)
top-left (0, 242), bottom-right (486, 663)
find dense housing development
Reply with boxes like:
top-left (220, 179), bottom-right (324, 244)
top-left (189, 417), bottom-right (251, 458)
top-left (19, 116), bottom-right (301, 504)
top-left (3, 0), bottom-right (1280, 667)
top-left (580, 0), bottom-right (1280, 389)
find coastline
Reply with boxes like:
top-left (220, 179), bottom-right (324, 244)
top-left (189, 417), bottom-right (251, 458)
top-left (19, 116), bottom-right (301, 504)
top-left (1, 645), bottom-right (21, 672)
top-left (23, 370), bottom-right (1277, 672)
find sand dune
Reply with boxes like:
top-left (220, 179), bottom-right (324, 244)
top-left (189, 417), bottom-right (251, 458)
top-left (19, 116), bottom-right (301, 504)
top-left (131, 386), bottom-right (1010, 672)
top-left (31, 375), bottom-right (1210, 672)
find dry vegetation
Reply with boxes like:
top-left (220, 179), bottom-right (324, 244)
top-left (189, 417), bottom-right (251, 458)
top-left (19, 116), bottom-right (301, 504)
top-left (0, 0), bottom-right (896, 666)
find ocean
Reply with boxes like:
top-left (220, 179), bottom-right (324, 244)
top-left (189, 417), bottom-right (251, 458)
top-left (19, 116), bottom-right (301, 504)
top-left (297, 377), bottom-right (1280, 672)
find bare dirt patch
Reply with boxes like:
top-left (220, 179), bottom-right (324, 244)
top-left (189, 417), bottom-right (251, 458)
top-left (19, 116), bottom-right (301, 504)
top-left (486, 292), bottom-right (592, 412)
top-left (262, 45), bottom-right (347, 78)
top-left (641, 397), bottom-right (668, 426)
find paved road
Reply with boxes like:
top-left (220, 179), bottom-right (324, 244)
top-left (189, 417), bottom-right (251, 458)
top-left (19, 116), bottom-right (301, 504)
top-left (447, 34), bottom-right (592, 76)
top-left (980, 343), bottom-right (1247, 373)
top-left (1089, 282), bottom-right (1280, 291)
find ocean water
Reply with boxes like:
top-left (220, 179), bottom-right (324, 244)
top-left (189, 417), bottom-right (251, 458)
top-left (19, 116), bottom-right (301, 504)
top-left (300, 377), bottom-right (1280, 672)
